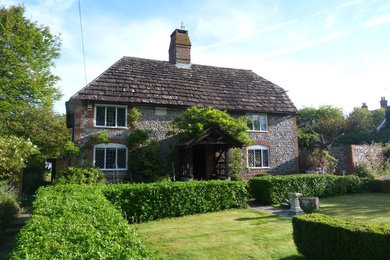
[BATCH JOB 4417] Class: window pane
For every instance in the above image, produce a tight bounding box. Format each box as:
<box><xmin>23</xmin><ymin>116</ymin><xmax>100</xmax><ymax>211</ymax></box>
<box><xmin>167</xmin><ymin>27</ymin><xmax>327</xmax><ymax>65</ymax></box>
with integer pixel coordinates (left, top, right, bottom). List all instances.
<box><xmin>248</xmin><ymin>150</ymin><xmax>254</xmax><ymax>167</ymax></box>
<box><xmin>117</xmin><ymin>148</ymin><xmax>126</xmax><ymax>168</ymax></box>
<box><xmin>262</xmin><ymin>149</ymin><xmax>269</xmax><ymax>167</ymax></box>
<box><xmin>255</xmin><ymin>150</ymin><xmax>261</xmax><ymax>167</ymax></box>
<box><xmin>247</xmin><ymin>115</ymin><xmax>254</xmax><ymax>130</ymax></box>
<box><xmin>106</xmin><ymin>107</ymin><xmax>116</xmax><ymax>126</ymax></box>
<box><xmin>260</xmin><ymin>115</ymin><xmax>267</xmax><ymax>131</ymax></box>
<box><xmin>253</xmin><ymin>116</ymin><xmax>260</xmax><ymax>131</ymax></box>
<box><xmin>95</xmin><ymin>148</ymin><xmax>105</xmax><ymax>168</ymax></box>
<box><xmin>106</xmin><ymin>148</ymin><xmax>116</xmax><ymax>168</ymax></box>
<box><xmin>96</xmin><ymin>107</ymin><xmax>105</xmax><ymax>126</ymax></box>
<box><xmin>117</xmin><ymin>107</ymin><xmax>126</xmax><ymax>127</ymax></box>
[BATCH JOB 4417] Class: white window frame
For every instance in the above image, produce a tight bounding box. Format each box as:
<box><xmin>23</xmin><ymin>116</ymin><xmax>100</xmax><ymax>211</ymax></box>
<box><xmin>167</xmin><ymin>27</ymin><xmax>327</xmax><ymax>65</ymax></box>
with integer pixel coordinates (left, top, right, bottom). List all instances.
<box><xmin>94</xmin><ymin>104</ymin><xmax>128</xmax><ymax>128</ymax></box>
<box><xmin>247</xmin><ymin>145</ymin><xmax>270</xmax><ymax>169</ymax></box>
<box><xmin>247</xmin><ymin>113</ymin><xmax>268</xmax><ymax>132</ymax></box>
<box><xmin>93</xmin><ymin>143</ymin><xmax>128</xmax><ymax>170</ymax></box>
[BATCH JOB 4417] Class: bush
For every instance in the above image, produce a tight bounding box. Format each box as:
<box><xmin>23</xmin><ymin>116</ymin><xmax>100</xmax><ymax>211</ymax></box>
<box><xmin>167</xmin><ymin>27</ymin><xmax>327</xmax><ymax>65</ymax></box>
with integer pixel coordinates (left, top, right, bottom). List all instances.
<box><xmin>0</xmin><ymin>135</ymin><xmax>39</xmax><ymax>181</ymax></box>
<box><xmin>356</xmin><ymin>162</ymin><xmax>377</xmax><ymax>179</ymax></box>
<box><xmin>366</xmin><ymin>179</ymin><xmax>390</xmax><ymax>193</ymax></box>
<box><xmin>229</xmin><ymin>148</ymin><xmax>244</xmax><ymax>181</ymax></box>
<box><xmin>293</xmin><ymin>213</ymin><xmax>390</xmax><ymax>260</ymax></box>
<box><xmin>248</xmin><ymin>174</ymin><xmax>363</xmax><ymax>204</ymax></box>
<box><xmin>10</xmin><ymin>185</ymin><xmax>152</xmax><ymax>259</ymax></box>
<box><xmin>53</xmin><ymin>165</ymin><xmax>106</xmax><ymax>185</ymax></box>
<box><xmin>103</xmin><ymin>181</ymin><xmax>248</xmax><ymax>223</ymax></box>
<box><xmin>0</xmin><ymin>181</ymin><xmax>21</xmax><ymax>230</ymax></box>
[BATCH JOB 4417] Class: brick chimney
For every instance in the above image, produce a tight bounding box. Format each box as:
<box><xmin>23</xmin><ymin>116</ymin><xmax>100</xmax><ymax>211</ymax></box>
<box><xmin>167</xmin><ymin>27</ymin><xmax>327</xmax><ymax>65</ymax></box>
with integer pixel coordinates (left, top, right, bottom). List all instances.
<box><xmin>169</xmin><ymin>29</ymin><xmax>191</xmax><ymax>64</ymax></box>
<box><xmin>380</xmin><ymin>97</ymin><xmax>388</xmax><ymax>108</ymax></box>
<box><xmin>361</xmin><ymin>102</ymin><xmax>368</xmax><ymax>109</ymax></box>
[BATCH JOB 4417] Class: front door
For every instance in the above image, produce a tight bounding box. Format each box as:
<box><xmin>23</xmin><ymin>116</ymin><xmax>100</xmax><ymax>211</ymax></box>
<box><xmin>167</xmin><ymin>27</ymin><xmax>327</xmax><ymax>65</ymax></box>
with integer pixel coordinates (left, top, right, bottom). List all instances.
<box><xmin>192</xmin><ymin>145</ymin><xmax>215</xmax><ymax>180</ymax></box>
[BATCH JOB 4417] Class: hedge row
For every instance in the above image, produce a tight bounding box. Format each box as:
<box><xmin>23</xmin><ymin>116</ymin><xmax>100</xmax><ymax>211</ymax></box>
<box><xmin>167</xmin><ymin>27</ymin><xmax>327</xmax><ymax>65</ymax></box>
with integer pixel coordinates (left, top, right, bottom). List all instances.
<box><xmin>293</xmin><ymin>213</ymin><xmax>390</xmax><ymax>260</ymax></box>
<box><xmin>248</xmin><ymin>174</ymin><xmax>363</xmax><ymax>204</ymax></box>
<box><xmin>365</xmin><ymin>179</ymin><xmax>390</xmax><ymax>193</ymax></box>
<box><xmin>10</xmin><ymin>185</ymin><xmax>152</xmax><ymax>259</ymax></box>
<box><xmin>103</xmin><ymin>180</ymin><xmax>248</xmax><ymax>223</ymax></box>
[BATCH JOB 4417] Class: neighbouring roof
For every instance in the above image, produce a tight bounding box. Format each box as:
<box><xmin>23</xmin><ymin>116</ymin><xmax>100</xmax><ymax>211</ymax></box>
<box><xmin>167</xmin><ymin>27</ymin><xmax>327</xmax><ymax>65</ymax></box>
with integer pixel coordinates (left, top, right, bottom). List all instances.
<box><xmin>68</xmin><ymin>56</ymin><xmax>297</xmax><ymax>114</ymax></box>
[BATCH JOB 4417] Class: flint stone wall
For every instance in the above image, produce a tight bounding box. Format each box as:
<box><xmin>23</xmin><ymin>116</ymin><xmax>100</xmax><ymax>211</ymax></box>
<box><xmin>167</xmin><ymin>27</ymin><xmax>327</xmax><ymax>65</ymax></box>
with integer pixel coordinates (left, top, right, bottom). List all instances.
<box><xmin>73</xmin><ymin>103</ymin><xmax>299</xmax><ymax>178</ymax></box>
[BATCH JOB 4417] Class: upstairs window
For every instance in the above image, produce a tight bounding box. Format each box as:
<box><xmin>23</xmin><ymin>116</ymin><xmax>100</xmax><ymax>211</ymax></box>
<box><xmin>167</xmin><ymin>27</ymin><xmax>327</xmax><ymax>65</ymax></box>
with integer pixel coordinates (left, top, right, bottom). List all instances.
<box><xmin>247</xmin><ymin>145</ymin><xmax>270</xmax><ymax>168</ymax></box>
<box><xmin>95</xmin><ymin>105</ymin><xmax>127</xmax><ymax>128</ymax></box>
<box><xmin>247</xmin><ymin>114</ymin><xmax>268</xmax><ymax>131</ymax></box>
<box><xmin>94</xmin><ymin>143</ymin><xmax>127</xmax><ymax>170</ymax></box>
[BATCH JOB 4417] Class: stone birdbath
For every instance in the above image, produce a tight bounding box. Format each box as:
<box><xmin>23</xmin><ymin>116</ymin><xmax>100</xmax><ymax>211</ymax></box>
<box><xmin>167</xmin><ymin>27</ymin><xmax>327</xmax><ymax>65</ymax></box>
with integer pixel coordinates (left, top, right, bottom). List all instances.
<box><xmin>288</xmin><ymin>192</ymin><xmax>304</xmax><ymax>215</ymax></box>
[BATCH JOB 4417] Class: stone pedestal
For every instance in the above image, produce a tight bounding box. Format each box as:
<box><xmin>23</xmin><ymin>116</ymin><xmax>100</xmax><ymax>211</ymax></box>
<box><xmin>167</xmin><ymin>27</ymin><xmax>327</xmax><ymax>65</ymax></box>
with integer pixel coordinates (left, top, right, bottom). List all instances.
<box><xmin>300</xmin><ymin>196</ymin><xmax>320</xmax><ymax>212</ymax></box>
<box><xmin>288</xmin><ymin>192</ymin><xmax>304</xmax><ymax>215</ymax></box>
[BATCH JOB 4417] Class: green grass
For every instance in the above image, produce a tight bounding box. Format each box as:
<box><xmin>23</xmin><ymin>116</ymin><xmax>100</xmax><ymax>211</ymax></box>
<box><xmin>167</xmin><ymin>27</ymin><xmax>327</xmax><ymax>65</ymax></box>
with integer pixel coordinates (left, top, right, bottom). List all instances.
<box><xmin>134</xmin><ymin>209</ymin><xmax>302</xmax><ymax>260</ymax></box>
<box><xmin>318</xmin><ymin>193</ymin><xmax>390</xmax><ymax>224</ymax></box>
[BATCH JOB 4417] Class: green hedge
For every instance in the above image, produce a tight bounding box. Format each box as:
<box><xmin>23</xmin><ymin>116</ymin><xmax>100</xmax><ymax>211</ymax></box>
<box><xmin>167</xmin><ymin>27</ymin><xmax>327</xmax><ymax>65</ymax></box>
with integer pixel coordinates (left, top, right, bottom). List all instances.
<box><xmin>293</xmin><ymin>213</ymin><xmax>390</xmax><ymax>260</ymax></box>
<box><xmin>103</xmin><ymin>180</ymin><xmax>248</xmax><ymax>223</ymax></box>
<box><xmin>366</xmin><ymin>179</ymin><xmax>390</xmax><ymax>193</ymax></box>
<box><xmin>248</xmin><ymin>174</ymin><xmax>363</xmax><ymax>204</ymax></box>
<box><xmin>10</xmin><ymin>185</ymin><xmax>152</xmax><ymax>259</ymax></box>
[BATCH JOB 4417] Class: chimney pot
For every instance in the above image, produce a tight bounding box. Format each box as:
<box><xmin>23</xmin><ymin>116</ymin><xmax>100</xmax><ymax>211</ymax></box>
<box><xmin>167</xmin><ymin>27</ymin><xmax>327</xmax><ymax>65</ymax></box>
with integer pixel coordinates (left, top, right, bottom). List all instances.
<box><xmin>361</xmin><ymin>102</ymin><xmax>368</xmax><ymax>109</ymax></box>
<box><xmin>169</xmin><ymin>29</ymin><xmax>191</xmax><ymax>64</ymax></box>
<box><xmin>380</xmin><ymin>97</ymin><xmax>388</xmax><ymax>108</ymax></box>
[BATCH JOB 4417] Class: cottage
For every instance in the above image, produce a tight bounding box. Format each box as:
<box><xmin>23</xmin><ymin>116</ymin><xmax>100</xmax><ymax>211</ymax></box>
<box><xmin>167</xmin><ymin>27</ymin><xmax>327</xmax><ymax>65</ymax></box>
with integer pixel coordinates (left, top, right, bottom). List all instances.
<box><xmin>66</xmin><ymin>28</ymin><xmax>299</xmax><ymax>181</ymax></box>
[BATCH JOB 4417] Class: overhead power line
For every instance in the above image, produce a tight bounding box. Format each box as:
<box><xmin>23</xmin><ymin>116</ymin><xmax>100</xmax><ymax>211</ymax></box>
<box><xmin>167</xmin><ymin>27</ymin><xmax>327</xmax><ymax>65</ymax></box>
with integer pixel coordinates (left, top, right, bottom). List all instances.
<box><xmin>78</xmin><ymin>0</ymin><xmax>88</xmax><ymax>85</ymax></box>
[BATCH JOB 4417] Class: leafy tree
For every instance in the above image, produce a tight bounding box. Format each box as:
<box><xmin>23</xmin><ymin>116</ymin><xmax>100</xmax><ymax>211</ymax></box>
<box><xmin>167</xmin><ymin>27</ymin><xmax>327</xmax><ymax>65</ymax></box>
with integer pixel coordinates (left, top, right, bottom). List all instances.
<box><xmin>346</xmin><ymin>107</ymin><xmax>375</xmax><ymax>133</ymax></box>
<box><xmin>0</xmin><ymin>106</ymin><xmax>70</xmax><ymax>160</ymax></box>
<box><xmin>169</xmin><ymin>106</ymin><xmax>251</xmax><ymax>145</ymax></box>
<box><xmin>372</xmin><ymin>108</ymin><xmax>386</xmax><ymax>127</ymax></box>
<box><xmin>297</xmin><ymin>106</ymin><xmax>346</xmax><ymax>150</ymax></box>
<box><xmin>0</xmin><ymin>5</ymin><xmax>61</xmax><ymax>112</ymax></box>
<box><xmin>335</xmin><ymin>107</ymin><xmax>386</xmax><ymax>145</ymax></box>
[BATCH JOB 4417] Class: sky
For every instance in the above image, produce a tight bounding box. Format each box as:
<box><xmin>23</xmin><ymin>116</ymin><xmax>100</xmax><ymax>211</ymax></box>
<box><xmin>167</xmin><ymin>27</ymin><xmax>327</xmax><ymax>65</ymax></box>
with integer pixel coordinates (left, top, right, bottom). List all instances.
<box><xmin>2</xmin><ymin>0</ymin><xmax>390</xmax><ymax>115</ymax></box>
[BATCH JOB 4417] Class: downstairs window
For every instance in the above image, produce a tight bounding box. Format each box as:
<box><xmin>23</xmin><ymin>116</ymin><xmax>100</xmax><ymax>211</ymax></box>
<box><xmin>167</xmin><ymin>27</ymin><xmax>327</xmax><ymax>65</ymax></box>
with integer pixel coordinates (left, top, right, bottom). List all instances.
<box><xmin>94</xmin><ymin>143</ymin><xmax>127</xmax><ymax>170</ymax></box>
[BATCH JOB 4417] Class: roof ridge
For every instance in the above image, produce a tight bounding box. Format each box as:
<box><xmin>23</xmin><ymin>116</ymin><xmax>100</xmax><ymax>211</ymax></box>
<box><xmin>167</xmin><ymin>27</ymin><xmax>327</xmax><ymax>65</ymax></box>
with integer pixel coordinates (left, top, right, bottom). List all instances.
<box><xmin>122</xmin><ymin>55</ymin><xmax>253</xmax><ymax>72</ymax></box>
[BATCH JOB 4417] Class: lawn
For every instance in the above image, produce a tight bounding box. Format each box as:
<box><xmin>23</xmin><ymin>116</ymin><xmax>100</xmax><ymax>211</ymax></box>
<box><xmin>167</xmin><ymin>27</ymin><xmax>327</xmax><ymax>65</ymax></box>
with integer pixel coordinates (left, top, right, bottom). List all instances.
<box><xmin>133</xmin><ymin>209</ymin><xmax>302</xmax><ymax>260</ymax></box>
<box><xmin>318</xmin><ymin>193</ymin><xmax>390</xmax><ymax>224</ymax></box>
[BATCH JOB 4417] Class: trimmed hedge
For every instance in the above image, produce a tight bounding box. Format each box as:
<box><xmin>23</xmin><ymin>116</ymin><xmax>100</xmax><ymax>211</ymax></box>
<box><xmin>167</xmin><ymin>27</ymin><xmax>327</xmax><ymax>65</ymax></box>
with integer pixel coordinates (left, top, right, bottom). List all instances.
<box><xmin>365</xmin><ymin>179</ymin><xmax>390</xmax><ymax>193</ymax></box>
<box><xmin>293</xmin><ymin>213</ymin><xmax>390</xmax><ymax>260</ymax></box>
<box><xmin>249</xmin><ymin>174</ymin><xmax>363</xmax><ymax>204</ymax></box>
<box><xmin>103</xmin><ymin>180</ymin><xmax>248</xmax><ymax>223</ymax></box>
<box><xmin>10</xmin><ymin>185</ymin><xmax>152</xmax><ymax>259</ymax></box>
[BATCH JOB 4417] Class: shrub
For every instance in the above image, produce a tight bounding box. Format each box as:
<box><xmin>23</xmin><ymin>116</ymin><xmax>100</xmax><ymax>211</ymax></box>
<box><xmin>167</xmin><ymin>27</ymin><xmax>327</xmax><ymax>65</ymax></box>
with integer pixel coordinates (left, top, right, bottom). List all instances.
<box><xmin>310</xmin><ymin>149</ymin><xmax>338</xmax><ymax>174</ymax></box>
<box><xmin>356</xmin><ymin>162</ymin><xmax>377</xmax><ymax>179</ymax></box>
<box><xmin>293</xmin><ymin>213</ymin><xmax>390</xmax><ymax>260</ymax></box>
<box><xmin>10</xmin><ymin>185</ymin><xmax>152</xmax><ymax>259</ymax></box>
<box><xmin>366</xmin><ymin>179</ymin><xmax>390</xmax><ymax>193</ymax></box>
<box><xmin>129</xmin><ymin>141</ymin><xmax>169</xmax><ymax>182</ymax></box>
<box><xmin>0</xmin><ymin>135</ymin><xmax>39</xmax><ymax>181</ymax></box>
<box><xmin>103</xmin><ymin>181</ymin><xmax>248</xmax><ymax>223</ymax></box>
<box><xmin>229</xmin><ymin>148</ymin><xmax>244</xmax><ymax>181</ymax></box>
<box><xmin>53</xmin><ymin>165</ymin><xmax>106</xmax><ymax>185</ymax></box>
<box><xmin>0</xmin><ymin>181</ymin><xmax>21</xmax><ymax>230</ymax></box>
<box><xmin>248</xmin><ymin>174</ymin><xmax>363</xmax><ymax>204</ymax></box>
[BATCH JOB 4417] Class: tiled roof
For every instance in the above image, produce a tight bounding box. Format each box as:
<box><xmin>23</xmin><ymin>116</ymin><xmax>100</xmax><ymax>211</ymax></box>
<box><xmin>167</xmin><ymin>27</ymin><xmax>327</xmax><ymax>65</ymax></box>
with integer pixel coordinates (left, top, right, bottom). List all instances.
<box><xmin>68</xmin><ymin>56</ymin><xmax>297</xmax><ymax>114</ymax></box>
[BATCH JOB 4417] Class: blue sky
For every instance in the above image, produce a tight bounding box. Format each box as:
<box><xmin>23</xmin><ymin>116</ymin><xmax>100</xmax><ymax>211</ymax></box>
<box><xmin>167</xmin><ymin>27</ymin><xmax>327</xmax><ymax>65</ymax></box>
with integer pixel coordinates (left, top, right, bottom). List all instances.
<box><xmin>2</xmin><ymin>0</ymin><xmax>390</xmax><ymax>114</ymax></box>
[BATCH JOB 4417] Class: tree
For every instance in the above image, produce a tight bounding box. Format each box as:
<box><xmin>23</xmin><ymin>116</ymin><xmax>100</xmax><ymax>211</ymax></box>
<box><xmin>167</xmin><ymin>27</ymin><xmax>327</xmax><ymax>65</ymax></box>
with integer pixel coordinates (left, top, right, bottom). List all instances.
<box><xmin>0</xmin><ymin>106</ymin><xmax>70</xmax><ymax>160</ymax></box>
<box><xmin>297</xmin><ymin>106</ymin><xmax>346</xmax><ymax>150</ymax></box>
<box><xmin>169</xmin><ymin>106</ymin><xmax>252</xmax><ymax>145</ymax></box>
<box><xmin>0</xmin><ymin>5</ymin><xmax>61</xmax><ymax>112</ymax></box>
<box><xmin>346</xmin><ymin>107</ymin><xmax>375</xmax><ymax>133</ymax></box>
<box><xmin>335</xmin><ymin>107</ymin><xmax>386</xmax><ymax>145</ymax></box>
